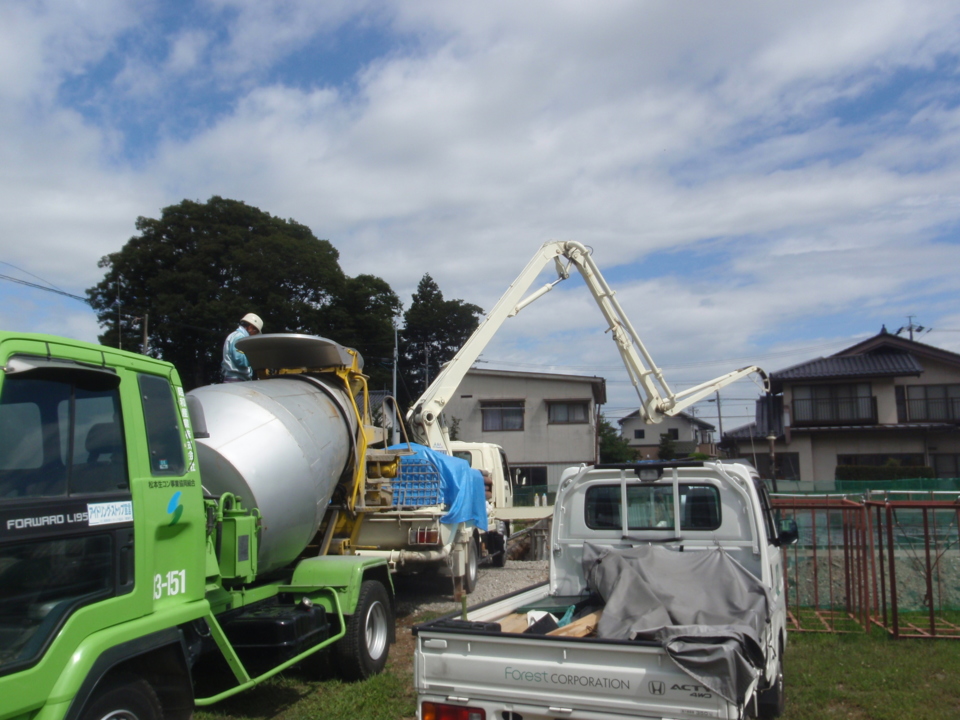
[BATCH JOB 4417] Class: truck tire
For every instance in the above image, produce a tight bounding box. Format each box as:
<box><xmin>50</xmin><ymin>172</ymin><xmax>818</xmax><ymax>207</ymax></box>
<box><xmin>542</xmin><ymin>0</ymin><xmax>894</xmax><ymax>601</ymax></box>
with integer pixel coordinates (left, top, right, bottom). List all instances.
<box><xmin>463</xmin><ymin>539</ymin><xmax>479</xmax><ymax>594</ymax></box>
<box><xmin>756</xmin><ymin>663</ymin><xmax>785</xmax><ymax>719</ymax></box>
<box><xmin>80</xmin><ymin>675</ymin><xmax>163</xmax><ymax>720</ymax></box>
<box><xmin>489</xmin><ymin>527</ymin><xmax>508</xmax><ymax>568</ymax></box>
<box><xmin>336</xmin><ymin>580</ymin><xmax>391</xmax><ymax>681</ymax></box>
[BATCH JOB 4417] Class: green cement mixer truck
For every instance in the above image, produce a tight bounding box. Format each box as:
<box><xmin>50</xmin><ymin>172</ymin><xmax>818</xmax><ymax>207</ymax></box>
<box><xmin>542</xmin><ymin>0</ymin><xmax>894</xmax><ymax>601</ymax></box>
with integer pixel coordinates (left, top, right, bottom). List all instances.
<box><xmin>0</xmin><ymin>331</ymin><xmax>407</xmax><ymax>720</ymax></box>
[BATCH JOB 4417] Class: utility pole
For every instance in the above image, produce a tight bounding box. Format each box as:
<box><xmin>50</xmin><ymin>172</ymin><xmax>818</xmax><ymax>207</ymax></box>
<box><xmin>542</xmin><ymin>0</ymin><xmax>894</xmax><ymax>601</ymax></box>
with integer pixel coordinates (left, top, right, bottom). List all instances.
<box><xmin>116</xmin><ymin>277</ymin><xmax>121</xmax><ymax>350</ymax></box>
<box><xmin>141</xmin><ymin>313</ymin><xmax>148</xmax><ymax>355</ymax></box>
<box><xmin>714</xmin><ymin>391</ymin><xmax>723</xmax><ymax>437</ymax></box>
<box><xmin>392</xmin><ymin>323</ymin><xmax>399</xmax><ymax>445</ymax></box>
<box><xmin>707</xmin><ymin>392</ymin><xmax>724</xmax><ymax>456</ymax></box>
<box><xmin>423</xmin><ymin>343</ymin><xmax>430</xmax><ymax>390</ymax></box>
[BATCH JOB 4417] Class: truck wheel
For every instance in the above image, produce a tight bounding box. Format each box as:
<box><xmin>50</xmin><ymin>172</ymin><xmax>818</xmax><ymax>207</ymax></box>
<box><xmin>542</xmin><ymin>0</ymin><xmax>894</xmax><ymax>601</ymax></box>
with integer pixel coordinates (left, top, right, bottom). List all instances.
<box><xmin>336</xmin><ymin>580</ymin><xmax>391</xmax><ymax>681</ymax></box>
<box><xmin>491</xmin><ymin>532</ymin><xmax>508</xmax><ymax>568</ymax></box>
<box><xmin>80</xmin><ymin>675</ymin><xmax>162</xmax><ymax>720</ymax></box>
<box><xmin>756</xmin><ymin>664</ymin><xmax>785</xmax><ymax>719</ymax></box>
<box><xmin>463</xmin><ymin>539</ymin><xmax>479</xmax><ymax>593</ymax></box>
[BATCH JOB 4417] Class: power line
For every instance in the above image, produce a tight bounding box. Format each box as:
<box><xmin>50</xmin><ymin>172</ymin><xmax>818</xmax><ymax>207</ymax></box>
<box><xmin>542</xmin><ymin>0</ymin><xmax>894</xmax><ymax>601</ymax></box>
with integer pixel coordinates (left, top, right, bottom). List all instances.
<box><xmin>0</xmin><ymin>273</ymin><xmax>87</xmax><ymax>302</ymax></box>
<box><xmin>0</xmin><ymin>262</ymin><xmax>66</xmax><ymax>292</ymax></box>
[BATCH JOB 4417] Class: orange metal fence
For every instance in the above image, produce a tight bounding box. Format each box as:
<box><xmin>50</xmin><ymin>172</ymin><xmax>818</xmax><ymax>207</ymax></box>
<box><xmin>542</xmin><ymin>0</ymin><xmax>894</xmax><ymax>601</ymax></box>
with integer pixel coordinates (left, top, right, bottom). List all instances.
<box><xmin>772</xmin><ymin>493</ymin><xmax>960</xmax><ymax>639</ymax></box>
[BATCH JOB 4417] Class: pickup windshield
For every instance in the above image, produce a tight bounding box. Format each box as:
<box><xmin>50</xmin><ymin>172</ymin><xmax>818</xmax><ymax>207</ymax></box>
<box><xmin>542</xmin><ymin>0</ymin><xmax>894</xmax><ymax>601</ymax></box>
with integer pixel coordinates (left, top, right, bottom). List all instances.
<box><xmin>585</xmin><ymin>483</ymin><xmax>721</xmax><ymax>531</ymax></box>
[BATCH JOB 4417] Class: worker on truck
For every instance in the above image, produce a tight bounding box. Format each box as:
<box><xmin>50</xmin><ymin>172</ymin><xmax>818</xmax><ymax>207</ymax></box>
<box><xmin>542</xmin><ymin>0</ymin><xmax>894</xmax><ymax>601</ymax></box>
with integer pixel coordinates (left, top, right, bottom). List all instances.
<box><xmin>222</xmin><ymin>312</ymin><xmax>263</xmax><ymax>382</ymax></box>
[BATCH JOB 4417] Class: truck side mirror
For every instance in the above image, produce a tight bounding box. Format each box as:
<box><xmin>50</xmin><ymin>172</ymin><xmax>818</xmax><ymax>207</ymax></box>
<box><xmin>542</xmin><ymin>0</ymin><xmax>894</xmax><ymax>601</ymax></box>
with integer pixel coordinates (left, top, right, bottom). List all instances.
<box><xmin>187</xmin><ymin>395</ymin><xmax>210</xmax><ymax>439</ymax></box>
<box><xmin>776</xmin><ymin>517</ymin><xmax>799</xmax><ymax>546</ymax></box>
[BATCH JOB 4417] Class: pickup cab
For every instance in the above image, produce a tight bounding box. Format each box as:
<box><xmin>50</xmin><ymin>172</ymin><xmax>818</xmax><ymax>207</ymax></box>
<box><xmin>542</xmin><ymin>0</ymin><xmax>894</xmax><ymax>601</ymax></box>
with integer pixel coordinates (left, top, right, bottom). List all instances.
<box><xmin>413</xmin><ymin>460</ymin><xmax>798</xmax><ymax>720</ymax></box>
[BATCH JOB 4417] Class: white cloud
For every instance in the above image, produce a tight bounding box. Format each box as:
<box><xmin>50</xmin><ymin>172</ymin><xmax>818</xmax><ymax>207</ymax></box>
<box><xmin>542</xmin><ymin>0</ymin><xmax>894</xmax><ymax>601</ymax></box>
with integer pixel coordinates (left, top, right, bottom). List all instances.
<box><xmin>2</xmin><ymin>0</ymin><xmax>960</xmax><ymax>383</ymax></box>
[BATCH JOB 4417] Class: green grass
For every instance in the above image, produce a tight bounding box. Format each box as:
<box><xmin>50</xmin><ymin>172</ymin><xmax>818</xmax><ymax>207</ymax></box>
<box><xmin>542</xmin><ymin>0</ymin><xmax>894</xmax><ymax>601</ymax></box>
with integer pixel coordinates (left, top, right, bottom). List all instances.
<box><xmin>194</xmin><ymin>615</ymin><xmax>419</xmax><ymax>720</ymax></box>
<box><xmin>194</xmin><ymin>618</ymin><xmax>960</xmax><ymax>720</ymax></box>
<box><xmin>784</xmin><ymin>629</ymin><xmax>960</xmax><ymax>720</ymax></box>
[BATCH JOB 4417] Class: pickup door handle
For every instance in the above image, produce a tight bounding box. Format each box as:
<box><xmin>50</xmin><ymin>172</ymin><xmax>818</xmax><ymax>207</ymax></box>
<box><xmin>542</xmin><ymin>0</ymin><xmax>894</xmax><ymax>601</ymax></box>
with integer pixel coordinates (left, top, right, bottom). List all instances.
<box><xmin>423</xmin><ymin>639</ymin><xmax>448</xmax><ymax>649</ymax></box>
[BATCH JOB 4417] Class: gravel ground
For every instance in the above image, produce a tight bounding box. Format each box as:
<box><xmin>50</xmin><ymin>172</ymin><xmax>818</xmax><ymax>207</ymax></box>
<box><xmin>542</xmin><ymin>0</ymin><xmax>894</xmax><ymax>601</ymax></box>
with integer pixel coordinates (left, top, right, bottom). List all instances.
<box><xmin>392</xmin><ymin>560</ymin><xmax>549</xmax><ymax>618</ymax></box>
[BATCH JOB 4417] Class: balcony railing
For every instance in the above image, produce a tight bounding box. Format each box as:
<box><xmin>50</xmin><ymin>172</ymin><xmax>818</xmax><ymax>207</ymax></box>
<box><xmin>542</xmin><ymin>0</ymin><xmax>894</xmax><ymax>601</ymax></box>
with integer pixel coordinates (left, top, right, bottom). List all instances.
<box><xmin>792</xmin><ymin>396</ymin><xmax>877</xmax><ymax>426</ymax></box>
<box><xmin>899</xmin><ymin>397</ymin><xmax>960</xmax><ymax>423</ymax></box>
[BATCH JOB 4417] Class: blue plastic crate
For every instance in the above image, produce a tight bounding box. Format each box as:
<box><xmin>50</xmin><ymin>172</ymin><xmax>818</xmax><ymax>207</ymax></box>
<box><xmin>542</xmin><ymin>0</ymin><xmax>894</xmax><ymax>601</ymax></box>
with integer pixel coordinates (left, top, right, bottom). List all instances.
<box><xmin>392</xmin><ymin>459</ymin><xmax>443</xmax><ymax>507</ymax></box>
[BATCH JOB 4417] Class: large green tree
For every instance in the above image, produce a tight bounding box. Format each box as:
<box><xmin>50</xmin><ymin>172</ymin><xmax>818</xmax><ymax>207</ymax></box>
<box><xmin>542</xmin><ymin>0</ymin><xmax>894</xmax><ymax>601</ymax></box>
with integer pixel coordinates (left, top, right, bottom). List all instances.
<box><xmin>87</xmin><ymin>197</ymin><xmax>399</xmax><ymax>389</ymax></box>
<box><xmin>399</xmin><ymin>273</ymin><xmax>483</xmax><ymax>404</ymax></box>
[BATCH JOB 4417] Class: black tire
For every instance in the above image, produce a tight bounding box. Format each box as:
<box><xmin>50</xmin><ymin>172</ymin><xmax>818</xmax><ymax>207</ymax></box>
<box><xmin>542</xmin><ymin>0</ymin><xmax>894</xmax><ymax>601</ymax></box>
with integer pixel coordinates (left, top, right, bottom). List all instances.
<box><xmin>336</xmin><ymin>580</ymin><xmax>392</xmax><ymax>681</ymax></box>
<box><xmin>491</xmin><ymin>532</ymin><xmax>507</xmax><ymax>568</ymax></box>
<box><xmin>757</xmin><ymin>656</ymin><xmax>785</xmax><ymax>719</ymax></box>
<box><xmin>462</xmin><ymin>538</ymin><xmax>479</xmax><ymax>594</ymax></box>
<box><xmin>756</xmin><ymin>668</ymin><xmax>784</xmax><ymax>718</ymax></box>
<box><xmin>80</xmin><ymin>675</ymin><xmax>163</xmax><ymax>720</ymax></box>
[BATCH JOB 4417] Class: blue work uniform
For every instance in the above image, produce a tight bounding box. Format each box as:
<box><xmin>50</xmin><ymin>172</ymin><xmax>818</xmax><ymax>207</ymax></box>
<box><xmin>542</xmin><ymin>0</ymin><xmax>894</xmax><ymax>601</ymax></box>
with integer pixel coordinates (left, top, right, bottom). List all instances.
<box><xmin>222</xmin><ymin>325</ymin><xmax>253</xmax><ymax>382</ymax></box>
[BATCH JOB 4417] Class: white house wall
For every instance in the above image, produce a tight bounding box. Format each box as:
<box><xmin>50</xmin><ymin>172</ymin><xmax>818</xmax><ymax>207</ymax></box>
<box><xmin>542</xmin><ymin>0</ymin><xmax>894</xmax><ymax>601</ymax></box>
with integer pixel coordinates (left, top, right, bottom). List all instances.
<box><xmin>443</xmin><ymin>371</ymin><xmax>602</xmax><ymax>492</ymax></box>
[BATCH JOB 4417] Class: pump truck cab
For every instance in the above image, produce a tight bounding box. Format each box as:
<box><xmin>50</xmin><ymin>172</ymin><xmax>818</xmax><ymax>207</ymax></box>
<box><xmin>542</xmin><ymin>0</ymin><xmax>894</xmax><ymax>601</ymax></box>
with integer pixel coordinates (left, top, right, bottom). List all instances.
<box><xmin>0</xmin><ymin>331</ymin><xmax>402</xmax><ymax>720</ymax></box>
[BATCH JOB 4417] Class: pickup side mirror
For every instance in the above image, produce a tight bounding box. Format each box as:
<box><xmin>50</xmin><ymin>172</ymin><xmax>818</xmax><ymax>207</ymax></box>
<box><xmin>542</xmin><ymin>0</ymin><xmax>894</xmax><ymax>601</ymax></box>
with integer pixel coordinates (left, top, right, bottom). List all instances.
<box><xmin>776</xmin><ymin>517</ymin><xmax>799</xmax><ymax>546</ymax></box>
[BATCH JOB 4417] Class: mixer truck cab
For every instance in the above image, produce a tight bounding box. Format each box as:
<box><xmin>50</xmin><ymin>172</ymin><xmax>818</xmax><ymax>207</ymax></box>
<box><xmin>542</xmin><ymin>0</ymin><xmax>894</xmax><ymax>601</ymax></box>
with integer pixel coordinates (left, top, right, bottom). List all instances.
<box><xmin>0</xmin><ymin>332</ymin><xmax>396</xmax><ymax>720</ymax></box>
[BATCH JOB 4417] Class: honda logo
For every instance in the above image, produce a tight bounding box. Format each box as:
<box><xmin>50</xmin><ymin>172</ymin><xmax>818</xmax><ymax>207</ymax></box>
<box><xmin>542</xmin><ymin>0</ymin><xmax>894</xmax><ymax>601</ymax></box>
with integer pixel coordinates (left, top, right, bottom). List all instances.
<box><xmin>649</xmin><ymin>681</ymin><xmax>665</xmax><ymax>696</ymax></box>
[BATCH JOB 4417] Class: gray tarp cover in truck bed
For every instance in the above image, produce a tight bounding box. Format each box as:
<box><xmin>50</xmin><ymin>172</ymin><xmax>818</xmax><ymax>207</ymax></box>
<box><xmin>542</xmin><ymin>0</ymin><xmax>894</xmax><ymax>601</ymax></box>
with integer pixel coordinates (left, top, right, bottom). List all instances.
<box><xmin>582</xmin><ymin>543</ymin><xmax>771</xmax><ymax>705</ymax></box>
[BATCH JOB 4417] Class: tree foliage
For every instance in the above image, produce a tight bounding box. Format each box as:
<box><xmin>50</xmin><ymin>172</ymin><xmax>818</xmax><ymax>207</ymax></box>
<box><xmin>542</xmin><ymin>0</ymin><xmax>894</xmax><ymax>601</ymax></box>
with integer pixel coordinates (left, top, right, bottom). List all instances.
<box><xmin>399</xmin><ymin>273</ymin><xmax>483</xmax><ymax>404</ymax></box>
<box><xmin>598</xmin><ymin>414</ymin><xmax>634</xmax><ymax>463</ymax></box>
<box><xmin>87</xmin><ymin>197</ymin><xmax>399</xmax><ymax>389</ymax></box>
<box><xmin>658</xmin><ymin>432</ymin><xmax>678</xmax><ymax>461</ymax></box>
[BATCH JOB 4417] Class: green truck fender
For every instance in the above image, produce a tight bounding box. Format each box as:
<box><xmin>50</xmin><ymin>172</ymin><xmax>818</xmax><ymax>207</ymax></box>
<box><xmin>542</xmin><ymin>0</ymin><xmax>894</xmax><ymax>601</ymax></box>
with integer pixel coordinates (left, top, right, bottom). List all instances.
<box><xmin>283</xmin><ymin>556</ymin><xmax>395</xmax><ymax>638</ymax></box>
<box><xmin>50</xmin><ymin>602</ymin><xmax>207</xmax><ymax>720</ymax></box>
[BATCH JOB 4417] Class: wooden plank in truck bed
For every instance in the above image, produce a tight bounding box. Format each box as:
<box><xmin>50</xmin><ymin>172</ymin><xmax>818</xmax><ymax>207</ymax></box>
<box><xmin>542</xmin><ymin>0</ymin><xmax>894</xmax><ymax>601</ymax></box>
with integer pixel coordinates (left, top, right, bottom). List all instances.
<box><xmin>546</xmin><ymin>610</ymin><xmax>603</xmax><ymax>637</ymax></box>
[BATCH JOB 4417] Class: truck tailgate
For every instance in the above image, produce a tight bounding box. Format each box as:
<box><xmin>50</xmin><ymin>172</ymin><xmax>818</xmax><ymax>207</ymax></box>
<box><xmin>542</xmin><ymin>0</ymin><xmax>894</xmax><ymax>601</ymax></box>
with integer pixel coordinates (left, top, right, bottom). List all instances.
<box><xmin>415</xmin><ymin>629</ymin><xmax>738</xmax><ymax>719</ymax></box>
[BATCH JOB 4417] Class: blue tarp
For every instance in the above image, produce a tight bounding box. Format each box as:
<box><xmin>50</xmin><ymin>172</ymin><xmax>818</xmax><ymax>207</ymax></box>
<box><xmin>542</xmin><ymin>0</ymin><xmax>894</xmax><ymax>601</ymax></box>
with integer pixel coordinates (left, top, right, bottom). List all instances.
<box><xmin>388</xmin><ymin>443</ymin><xmax>488</xmax><ymax>531</ymax></box>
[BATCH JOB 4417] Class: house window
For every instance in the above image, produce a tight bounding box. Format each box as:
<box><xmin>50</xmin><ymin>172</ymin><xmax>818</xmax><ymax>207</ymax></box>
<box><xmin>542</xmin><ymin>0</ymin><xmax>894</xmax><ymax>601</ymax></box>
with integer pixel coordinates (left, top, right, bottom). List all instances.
<box><xmin>896</xmin><ymin>385</ymin><xmax>960</xmax><ymax>422</ymax></box>
<box><xmin>932</xmin><ymin>454</ymin><xmax>960</xmax><ymax>479</ymax></box>
<box><xmin>634</xmin><ymin>429</ymin><xmax>645</xmax><ymax>440</ymax></box>
<box><xmin>837</xmin><ymin>453</ymin><xmax>924</xmax><ymax>467</ymax></box>
<box><xmin>512</xmin><ymin>465</ymin><xmax>550</xmax><ymax>506</ymax></box>
<box><xmin>547</xmin><ymin>401</ymin><xmax>589</xmax><ymax>424</ymax></box>
<box><xmin>667</xmin><ymin>428</ymin><xmax>679</xmax><ymax>440</ymax></box>
<box><xmin>793</xmin><ymin>383</ymin><xmax>875</xmax><ymax>424</ymax></box>
<box><xmin>481</xmin><ymin>400</ymin><xmax>524</xmax><ymax>431</ymax></box>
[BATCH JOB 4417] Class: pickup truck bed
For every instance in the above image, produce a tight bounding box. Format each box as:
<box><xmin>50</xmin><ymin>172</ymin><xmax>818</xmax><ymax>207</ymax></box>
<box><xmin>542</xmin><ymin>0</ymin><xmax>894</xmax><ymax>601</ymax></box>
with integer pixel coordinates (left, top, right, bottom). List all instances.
<box><xmin>415</xmin><ymin>584</ymin><xmax>746</xmax><ymax>719</ymax></box>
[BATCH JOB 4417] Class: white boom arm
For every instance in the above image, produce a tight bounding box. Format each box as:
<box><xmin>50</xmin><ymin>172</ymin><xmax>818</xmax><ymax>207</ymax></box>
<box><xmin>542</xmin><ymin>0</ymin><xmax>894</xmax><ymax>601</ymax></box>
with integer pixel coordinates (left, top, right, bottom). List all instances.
<box><xmin>407</xmin><ymin>241</ymin><xmax>769</xmax><ymax>452</ymax></box>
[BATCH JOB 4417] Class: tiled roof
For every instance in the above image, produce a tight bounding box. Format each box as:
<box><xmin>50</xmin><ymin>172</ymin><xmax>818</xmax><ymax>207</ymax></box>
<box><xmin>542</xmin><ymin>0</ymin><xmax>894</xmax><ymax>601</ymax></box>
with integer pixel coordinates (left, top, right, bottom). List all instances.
<box><xmin>725</xmin><ymin>421</ymin><xmax>959</xmax><ymax>439</ymax></box>
<box><xmin>789</xmin><ymin>423</ymin><xmax>958</xmax><ymax>432</ymax></box>
<box><xmin>618</xmin><ymin>409</ymin><xmax>715</xmax><ymax>430</ymax></box>
<box><xmin>772</xmin><ymin>352</ymin><xmax>923</xmax><ymax>382</ymax></box>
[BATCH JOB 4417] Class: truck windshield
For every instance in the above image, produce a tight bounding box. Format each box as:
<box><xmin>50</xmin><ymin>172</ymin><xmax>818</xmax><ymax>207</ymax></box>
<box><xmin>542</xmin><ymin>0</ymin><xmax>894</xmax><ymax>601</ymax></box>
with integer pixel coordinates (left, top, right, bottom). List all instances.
<box><xmin>585</xmin><ymin>483</ymin><xmax>721</xmax><ymax>531</ymax></box>
<box><xmin>0</xmin><ymin>374</ymin><xmax>126</xmax><ymax>497</ymax></box>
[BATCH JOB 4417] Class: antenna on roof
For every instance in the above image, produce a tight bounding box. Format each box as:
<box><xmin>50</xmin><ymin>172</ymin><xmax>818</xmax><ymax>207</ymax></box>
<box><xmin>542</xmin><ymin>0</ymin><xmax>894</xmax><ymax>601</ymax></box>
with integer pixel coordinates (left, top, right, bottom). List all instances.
<box><xmin>895</xmin><ymin>316</ymin><xmax>925</xmax><ymax>341</ymax></box>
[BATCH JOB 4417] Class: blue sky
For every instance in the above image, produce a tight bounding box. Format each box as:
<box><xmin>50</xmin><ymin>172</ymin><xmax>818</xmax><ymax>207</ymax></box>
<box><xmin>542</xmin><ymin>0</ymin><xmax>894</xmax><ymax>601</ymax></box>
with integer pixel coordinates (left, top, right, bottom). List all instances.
<box><xmin>3</xmin><ymin>0</ymin><xmax>960</xmax><ymax>428</ymax></box>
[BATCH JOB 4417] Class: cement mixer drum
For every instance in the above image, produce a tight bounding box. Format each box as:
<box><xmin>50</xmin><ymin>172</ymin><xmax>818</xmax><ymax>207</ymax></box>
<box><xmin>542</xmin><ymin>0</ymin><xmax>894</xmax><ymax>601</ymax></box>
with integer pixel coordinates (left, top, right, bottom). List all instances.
<box><xmin>188</xmin><ymin>337</ymin><xmax>360</xmax><ymax>575</ymax></box>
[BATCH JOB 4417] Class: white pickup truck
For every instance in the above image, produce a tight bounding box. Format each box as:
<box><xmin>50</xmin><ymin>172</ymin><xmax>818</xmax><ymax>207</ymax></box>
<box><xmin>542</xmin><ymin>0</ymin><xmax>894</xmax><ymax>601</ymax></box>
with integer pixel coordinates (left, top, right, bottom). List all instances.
<box><xmin>413</xmin><ymin>460</ymin><xmax>798</xmax><ymax>720</ymax></box>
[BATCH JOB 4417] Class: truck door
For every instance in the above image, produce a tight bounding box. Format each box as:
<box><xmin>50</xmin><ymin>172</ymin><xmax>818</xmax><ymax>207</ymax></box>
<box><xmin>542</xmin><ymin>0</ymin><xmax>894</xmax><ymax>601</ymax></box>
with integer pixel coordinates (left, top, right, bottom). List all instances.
<box><xmin>0</xmin><ymin>359</ymin><xmax>135</xmax><ymax>678</ymax></box>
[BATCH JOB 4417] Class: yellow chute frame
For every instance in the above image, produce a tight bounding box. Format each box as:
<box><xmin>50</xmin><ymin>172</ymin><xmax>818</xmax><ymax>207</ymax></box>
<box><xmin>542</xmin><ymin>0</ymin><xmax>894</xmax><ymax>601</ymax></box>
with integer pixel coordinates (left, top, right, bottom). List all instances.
<box><xmin>258</xmin><ymin>348</ymin><xmax>378</xmax><ymax>514</ymax></box>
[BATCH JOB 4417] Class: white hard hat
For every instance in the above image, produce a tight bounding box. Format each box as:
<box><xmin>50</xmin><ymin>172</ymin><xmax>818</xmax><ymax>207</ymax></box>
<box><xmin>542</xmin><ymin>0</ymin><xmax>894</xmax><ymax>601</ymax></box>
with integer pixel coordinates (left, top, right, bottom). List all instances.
<box><xmin>241</xmin><ymin>313</ymin><xmax>263</xmax><ymax>332</ymax></box>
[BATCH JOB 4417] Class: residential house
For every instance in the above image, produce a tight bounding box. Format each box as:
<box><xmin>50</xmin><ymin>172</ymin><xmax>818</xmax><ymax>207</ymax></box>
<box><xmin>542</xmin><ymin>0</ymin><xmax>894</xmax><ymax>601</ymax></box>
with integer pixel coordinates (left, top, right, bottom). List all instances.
<box><xmin>442</xmin><ymin>368</ymin><xmax>606</xmax><ymax>494</ymax></box>
<box><xmin>726</xmin><ymin>328</ymin><xmax>960</xmax><ymax>490</ymax></box>
<box><xmin>618</xmin><ymin>410</ymin><xmax>716</xmax><ymax>459</ymax></box>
